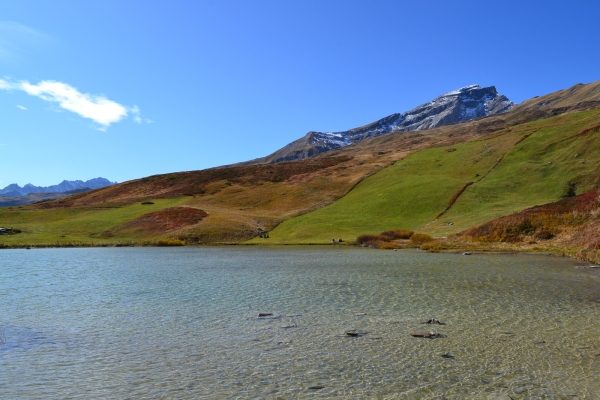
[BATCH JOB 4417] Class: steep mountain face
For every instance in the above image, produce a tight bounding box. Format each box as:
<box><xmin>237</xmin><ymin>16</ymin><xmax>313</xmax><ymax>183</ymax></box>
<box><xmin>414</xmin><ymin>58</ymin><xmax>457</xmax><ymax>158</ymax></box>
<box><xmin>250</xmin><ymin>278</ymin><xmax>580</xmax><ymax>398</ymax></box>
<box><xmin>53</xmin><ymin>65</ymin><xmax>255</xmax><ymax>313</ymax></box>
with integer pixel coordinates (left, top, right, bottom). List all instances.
<box><xmin>0</xmin><ymin>177</ymin><xmax>116</xmax><ymax>197</ymax></box>
<box><xmin>246</xmin><ymin>85</ymin><xmax>514</xmax><ymax>164</ymax></box>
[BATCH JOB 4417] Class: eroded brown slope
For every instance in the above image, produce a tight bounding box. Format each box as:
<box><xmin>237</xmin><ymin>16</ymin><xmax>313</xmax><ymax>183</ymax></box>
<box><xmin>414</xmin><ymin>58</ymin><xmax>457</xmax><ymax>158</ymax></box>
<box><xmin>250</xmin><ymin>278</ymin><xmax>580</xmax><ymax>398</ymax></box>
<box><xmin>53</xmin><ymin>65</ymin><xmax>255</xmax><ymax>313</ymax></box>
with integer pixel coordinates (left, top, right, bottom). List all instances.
<box><xmin>455</xmin><ymin>189</ymin><xmax>600</xmax><ymax>263</ymax></box>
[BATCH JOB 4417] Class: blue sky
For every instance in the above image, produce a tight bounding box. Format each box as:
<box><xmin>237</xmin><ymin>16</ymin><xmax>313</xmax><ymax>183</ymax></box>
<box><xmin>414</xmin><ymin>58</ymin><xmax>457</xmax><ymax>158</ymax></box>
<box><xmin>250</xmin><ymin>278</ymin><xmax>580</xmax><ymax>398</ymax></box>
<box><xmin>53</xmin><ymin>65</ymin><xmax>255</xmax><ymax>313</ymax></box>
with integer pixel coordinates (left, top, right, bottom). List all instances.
<box><xmin>1</xmin><ymin>0</ymin><xmax>599</xmax><ymax>186</ymax></box>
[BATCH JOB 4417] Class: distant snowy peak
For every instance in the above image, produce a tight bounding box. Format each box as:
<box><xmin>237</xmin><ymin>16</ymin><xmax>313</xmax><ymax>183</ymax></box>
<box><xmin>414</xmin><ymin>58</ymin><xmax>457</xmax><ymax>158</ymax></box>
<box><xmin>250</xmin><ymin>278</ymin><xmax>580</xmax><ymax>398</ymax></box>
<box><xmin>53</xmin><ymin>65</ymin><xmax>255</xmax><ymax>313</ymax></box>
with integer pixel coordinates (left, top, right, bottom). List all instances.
<box><xmin>0</xmin><ymin>177</ymin><xmax>116</xmax><ymax>197</ymax></box>
<box><xmin>243</xmin><ymin>84</ymin><xmax>515</xmax><ymax>164</ymax></box>
<box><xmin>304</xmin><ymin>84</ymin><xmax>514</xmax><ymax>152</ymax></box>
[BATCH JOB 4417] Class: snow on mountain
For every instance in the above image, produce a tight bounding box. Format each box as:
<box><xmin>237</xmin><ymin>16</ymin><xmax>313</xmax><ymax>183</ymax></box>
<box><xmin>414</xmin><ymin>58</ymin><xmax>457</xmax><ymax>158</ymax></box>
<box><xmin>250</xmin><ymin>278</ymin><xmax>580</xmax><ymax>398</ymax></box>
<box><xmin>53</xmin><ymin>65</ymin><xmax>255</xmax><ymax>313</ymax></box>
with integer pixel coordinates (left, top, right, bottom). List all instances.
<box><xmin>0</xmin><ymin>177</ymin><xmax>116</xmax><ymax>196</ymax></box>
<box><xmin>250</xmin><ymin>85</ymin><xmax>514</xmax><ymax>164</ymax></box>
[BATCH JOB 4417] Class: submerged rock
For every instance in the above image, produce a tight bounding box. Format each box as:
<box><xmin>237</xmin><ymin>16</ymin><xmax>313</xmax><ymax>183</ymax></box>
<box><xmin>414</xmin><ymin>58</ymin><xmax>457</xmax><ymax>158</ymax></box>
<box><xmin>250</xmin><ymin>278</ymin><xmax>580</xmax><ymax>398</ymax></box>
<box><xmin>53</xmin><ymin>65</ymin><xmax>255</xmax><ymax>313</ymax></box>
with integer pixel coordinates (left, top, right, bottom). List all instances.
<box><xmin>411</xmin><ymin>331</ymin><xmax>446</xmax><ymax>339</ymax></box>
<box><xmin>421</xmin><ymin>318</ymin><xmax>445</xmax><ymax>325</ymax></box>
<box><xmin>344</xmin><ymin>330</ymin><xmax>367</xmax><ymax>337</ymax></box>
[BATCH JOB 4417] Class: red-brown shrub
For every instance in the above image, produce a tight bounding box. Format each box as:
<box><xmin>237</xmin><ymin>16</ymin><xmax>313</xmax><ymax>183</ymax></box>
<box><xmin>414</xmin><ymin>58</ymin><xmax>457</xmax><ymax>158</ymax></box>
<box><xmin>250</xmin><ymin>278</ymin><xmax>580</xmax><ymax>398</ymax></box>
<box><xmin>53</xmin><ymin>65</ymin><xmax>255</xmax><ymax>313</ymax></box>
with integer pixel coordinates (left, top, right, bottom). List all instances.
<box><xmin>357</xmin><ymin>234</ymin><xmax>387</xmax><ymax>245</ymax></box>
<box><xmin>380</xmin><ymin>230</ymin><xmax>414</xmax><ymax>240</ymax></box>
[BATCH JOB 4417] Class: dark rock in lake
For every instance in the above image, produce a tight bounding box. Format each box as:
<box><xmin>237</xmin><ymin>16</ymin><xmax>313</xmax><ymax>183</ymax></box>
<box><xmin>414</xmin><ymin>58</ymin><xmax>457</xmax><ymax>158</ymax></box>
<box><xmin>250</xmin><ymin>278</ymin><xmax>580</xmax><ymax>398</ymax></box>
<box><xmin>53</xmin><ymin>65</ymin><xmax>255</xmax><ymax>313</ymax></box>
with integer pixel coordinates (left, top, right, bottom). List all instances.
<box><xmin>421</xmin><ymin>318</ymin><xmax>445</xmax><ymax>325</ymax></box>
<box><xmin>345</xmin><ymin>330</ymin><xmax>367</xmax><ymax>337</ymax></box>
<box><xmin>411</xmin><ymin>331</ymin><xmax>446</xmax><ymax>339</ymax></box>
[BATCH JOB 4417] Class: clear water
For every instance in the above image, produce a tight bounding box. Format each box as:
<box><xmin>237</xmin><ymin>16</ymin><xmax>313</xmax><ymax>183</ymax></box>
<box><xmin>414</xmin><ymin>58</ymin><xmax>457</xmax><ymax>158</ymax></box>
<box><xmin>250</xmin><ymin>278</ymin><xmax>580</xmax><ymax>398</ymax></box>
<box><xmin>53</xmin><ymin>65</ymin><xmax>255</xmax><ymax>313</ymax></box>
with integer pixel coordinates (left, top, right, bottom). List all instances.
<box><xmin>1</xmin><ymin>247</ymin><xmax>600</xmax><ymax>399</ymax></box>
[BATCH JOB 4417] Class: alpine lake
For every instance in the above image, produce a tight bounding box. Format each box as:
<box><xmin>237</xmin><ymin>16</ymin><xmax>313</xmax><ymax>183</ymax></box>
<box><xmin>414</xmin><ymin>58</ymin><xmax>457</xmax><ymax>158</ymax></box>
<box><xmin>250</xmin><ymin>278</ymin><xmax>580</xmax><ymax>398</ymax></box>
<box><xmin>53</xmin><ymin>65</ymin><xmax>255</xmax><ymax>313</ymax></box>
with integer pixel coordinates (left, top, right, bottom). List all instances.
<box><xmin>1</xmin><ymin>246</ymin><xmax>600</xmax><ymax>399</ymax></box>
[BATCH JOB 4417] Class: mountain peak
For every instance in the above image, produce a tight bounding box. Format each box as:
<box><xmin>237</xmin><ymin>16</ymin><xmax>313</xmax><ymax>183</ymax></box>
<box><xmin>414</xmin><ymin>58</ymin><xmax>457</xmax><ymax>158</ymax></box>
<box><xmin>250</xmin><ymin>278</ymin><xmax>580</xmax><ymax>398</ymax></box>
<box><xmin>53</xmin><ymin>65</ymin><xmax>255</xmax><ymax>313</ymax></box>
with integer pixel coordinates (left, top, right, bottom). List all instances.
<box><xmin>439</xmin><ymin>84</ymin><xmax>481</xmax><ymax>96</ymax></box>
<box><xmin>248</xmin><ymin>84</ymin><xmax>514</xmax><ymax>164</ymax></box>
<box><xmin>0</xmin><ymin>178</ymin><xmax>116</xmax><ymax>197</ymax></box>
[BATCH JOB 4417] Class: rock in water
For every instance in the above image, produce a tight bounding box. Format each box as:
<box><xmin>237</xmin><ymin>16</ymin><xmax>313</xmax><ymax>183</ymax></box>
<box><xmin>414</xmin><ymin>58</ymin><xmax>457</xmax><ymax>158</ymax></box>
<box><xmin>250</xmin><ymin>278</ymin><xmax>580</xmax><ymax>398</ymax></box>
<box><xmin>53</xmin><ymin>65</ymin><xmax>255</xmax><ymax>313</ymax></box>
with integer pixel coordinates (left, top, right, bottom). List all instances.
<box><xmin>421</xmin><ymin>318</ymin><xmax>445</xmax><ymax>325</ymax></box>
<box><xmin>411</xmin><ymin>331</ymin><xmax>446</xmax><ymax>339</ymax></box>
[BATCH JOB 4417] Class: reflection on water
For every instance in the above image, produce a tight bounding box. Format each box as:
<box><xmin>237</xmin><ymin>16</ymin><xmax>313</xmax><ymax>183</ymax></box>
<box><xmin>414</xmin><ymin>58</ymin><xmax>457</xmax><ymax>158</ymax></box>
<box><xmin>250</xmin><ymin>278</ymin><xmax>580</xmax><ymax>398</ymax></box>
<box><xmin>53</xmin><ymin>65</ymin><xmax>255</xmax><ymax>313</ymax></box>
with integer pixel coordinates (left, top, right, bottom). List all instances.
<box><xmin>1</xmin><ymin>247</ymin><xmax>600</xmax><ymax>398</ymax></box>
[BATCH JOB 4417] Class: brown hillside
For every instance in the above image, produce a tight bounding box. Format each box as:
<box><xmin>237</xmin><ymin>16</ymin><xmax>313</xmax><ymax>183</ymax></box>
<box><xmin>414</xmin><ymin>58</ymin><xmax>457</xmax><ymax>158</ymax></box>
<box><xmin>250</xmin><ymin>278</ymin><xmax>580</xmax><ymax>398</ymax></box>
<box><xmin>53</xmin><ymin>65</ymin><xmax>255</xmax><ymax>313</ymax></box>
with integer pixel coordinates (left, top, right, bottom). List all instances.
<box><xmin>457</xmin><ymin>190</ymin><xmax>600</xmax><ymax>262</ymax></box>
<box><xmin>117</xmin><ymin>207</ymin><xmax>208</xmax><ymax>236</ymax></box>
<box><xmin>511</xmin><ymin>80</ymin><xmax>600</xmax><ymax>114</ymax></box>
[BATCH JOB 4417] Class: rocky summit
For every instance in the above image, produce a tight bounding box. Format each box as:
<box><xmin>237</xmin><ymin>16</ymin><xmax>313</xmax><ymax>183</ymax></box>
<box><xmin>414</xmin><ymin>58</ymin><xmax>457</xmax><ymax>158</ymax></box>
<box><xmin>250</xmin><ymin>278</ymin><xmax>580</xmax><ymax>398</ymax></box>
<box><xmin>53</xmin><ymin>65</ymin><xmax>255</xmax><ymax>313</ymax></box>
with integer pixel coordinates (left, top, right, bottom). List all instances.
<box><xmin>249</xmin><ymin>85</ymin><xmax>514</xmax><ymax>164</ymax></box>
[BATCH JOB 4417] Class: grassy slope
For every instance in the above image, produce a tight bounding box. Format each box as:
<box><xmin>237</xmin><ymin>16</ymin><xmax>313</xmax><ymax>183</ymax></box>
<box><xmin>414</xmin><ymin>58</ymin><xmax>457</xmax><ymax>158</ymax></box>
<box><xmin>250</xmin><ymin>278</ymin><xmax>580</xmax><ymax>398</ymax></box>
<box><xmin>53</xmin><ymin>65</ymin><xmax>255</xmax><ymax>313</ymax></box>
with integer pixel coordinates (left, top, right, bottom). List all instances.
<box><xmin>260</xmin><ymin>109</ymin><xmax>600</xmax><ymax>244</ymax></box>
<box><xmin>0</xmin><ymin>113</ymin><xmax>499</xmax><ymax>246</ymax></box>
<box><xmin>0</xmin><ymin>198</ymin><xmax>186</xmax><ymax>246</ymax></box>
<box><xmin>2</xmin><ymin>81</ymin><xmax>599</xmax><ymax>247</ymax></box>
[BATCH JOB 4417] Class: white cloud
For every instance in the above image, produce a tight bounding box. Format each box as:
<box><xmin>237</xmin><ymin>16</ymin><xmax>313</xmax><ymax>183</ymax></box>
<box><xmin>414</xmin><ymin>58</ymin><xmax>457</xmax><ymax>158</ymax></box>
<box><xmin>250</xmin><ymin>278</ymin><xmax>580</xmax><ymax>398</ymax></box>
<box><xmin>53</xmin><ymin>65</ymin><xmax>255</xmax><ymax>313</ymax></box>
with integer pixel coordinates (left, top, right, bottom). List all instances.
<box><xmin>20</xmin><ymin>80</ymin><xmax>128</xmax><ymax>128</ymax></box>
<box><xmin>0</xmin><ymin>78</ymin><xmax>147</xmax><ymax>129</ymax></box>
<box><xmin>16</xmin><ymin>104</ymin><xmax>26</xmax><ymax>110</ymax></box>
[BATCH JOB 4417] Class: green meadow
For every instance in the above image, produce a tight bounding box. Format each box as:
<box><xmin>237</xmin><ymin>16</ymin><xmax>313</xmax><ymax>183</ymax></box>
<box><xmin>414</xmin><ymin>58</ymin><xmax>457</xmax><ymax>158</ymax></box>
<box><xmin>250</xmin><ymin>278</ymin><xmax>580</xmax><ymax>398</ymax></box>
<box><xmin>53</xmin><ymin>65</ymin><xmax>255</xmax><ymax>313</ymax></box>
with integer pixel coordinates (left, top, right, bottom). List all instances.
<box><xmin>2</xmin><ymin>109</ymin><xmax>600</xmax><ymax>247</ymax></box>
<box><xmin>0</xmin><ymin>198</ymin><xmax>186</xmax><ymax>246</ymax></box>
<box><xmin>258</xmin><ymin>109</ymin><xmax>600</xmax><ymax>244</ymax></box>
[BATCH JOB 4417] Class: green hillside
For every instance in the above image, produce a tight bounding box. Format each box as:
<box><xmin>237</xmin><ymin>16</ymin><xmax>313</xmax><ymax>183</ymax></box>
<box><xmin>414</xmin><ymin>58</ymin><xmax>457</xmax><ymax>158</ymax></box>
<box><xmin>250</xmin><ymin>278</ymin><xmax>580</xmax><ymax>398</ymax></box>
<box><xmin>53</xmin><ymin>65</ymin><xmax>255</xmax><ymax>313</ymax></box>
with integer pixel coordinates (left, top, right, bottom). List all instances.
<box><xmin>256</xmin><ymin>109</ymin><xmax>600</xmax><ymax>244</ymax></box>
<box><xmin>0</xmin><ymin>198</ymin><xmax>186</xmax><ymax>246</ymax></box>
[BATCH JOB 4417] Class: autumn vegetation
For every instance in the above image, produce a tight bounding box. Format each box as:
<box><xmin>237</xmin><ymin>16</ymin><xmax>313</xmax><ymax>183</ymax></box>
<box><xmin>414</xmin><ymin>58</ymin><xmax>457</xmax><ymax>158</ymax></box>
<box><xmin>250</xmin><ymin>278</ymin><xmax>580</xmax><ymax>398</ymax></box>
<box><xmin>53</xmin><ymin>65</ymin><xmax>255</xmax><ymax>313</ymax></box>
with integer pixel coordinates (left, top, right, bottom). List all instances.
<box><xmin>0</xmin><ymin>82</ymin><xmax>599</xmax><ymax>254</ymax></box>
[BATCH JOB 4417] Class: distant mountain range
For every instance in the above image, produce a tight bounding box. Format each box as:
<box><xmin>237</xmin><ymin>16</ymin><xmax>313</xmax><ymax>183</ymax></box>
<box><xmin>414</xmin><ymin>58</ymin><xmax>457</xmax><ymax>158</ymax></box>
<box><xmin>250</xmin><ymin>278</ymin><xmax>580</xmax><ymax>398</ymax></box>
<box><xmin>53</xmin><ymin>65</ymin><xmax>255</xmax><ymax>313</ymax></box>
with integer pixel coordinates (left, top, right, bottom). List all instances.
<box><xmin>0</xmin><ymin>178</ymin><xmax>116</xmax><ymax>197</ymax></box>
<box><xmin>243</xmin><ymin>84</ymin><xmax>514</xmax><ymax>164</ymax></box>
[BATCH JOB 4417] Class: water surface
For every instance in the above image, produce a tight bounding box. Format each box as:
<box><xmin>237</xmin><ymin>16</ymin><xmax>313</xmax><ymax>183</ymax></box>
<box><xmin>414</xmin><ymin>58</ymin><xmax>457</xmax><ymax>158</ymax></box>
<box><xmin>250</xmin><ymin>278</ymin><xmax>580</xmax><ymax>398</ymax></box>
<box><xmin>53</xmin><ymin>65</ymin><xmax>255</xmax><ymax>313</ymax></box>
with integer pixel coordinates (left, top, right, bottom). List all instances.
<box><xmin>1</xmin><ymin>247</ymin><xmax>600</xmax><ymax>398</ymax></box>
